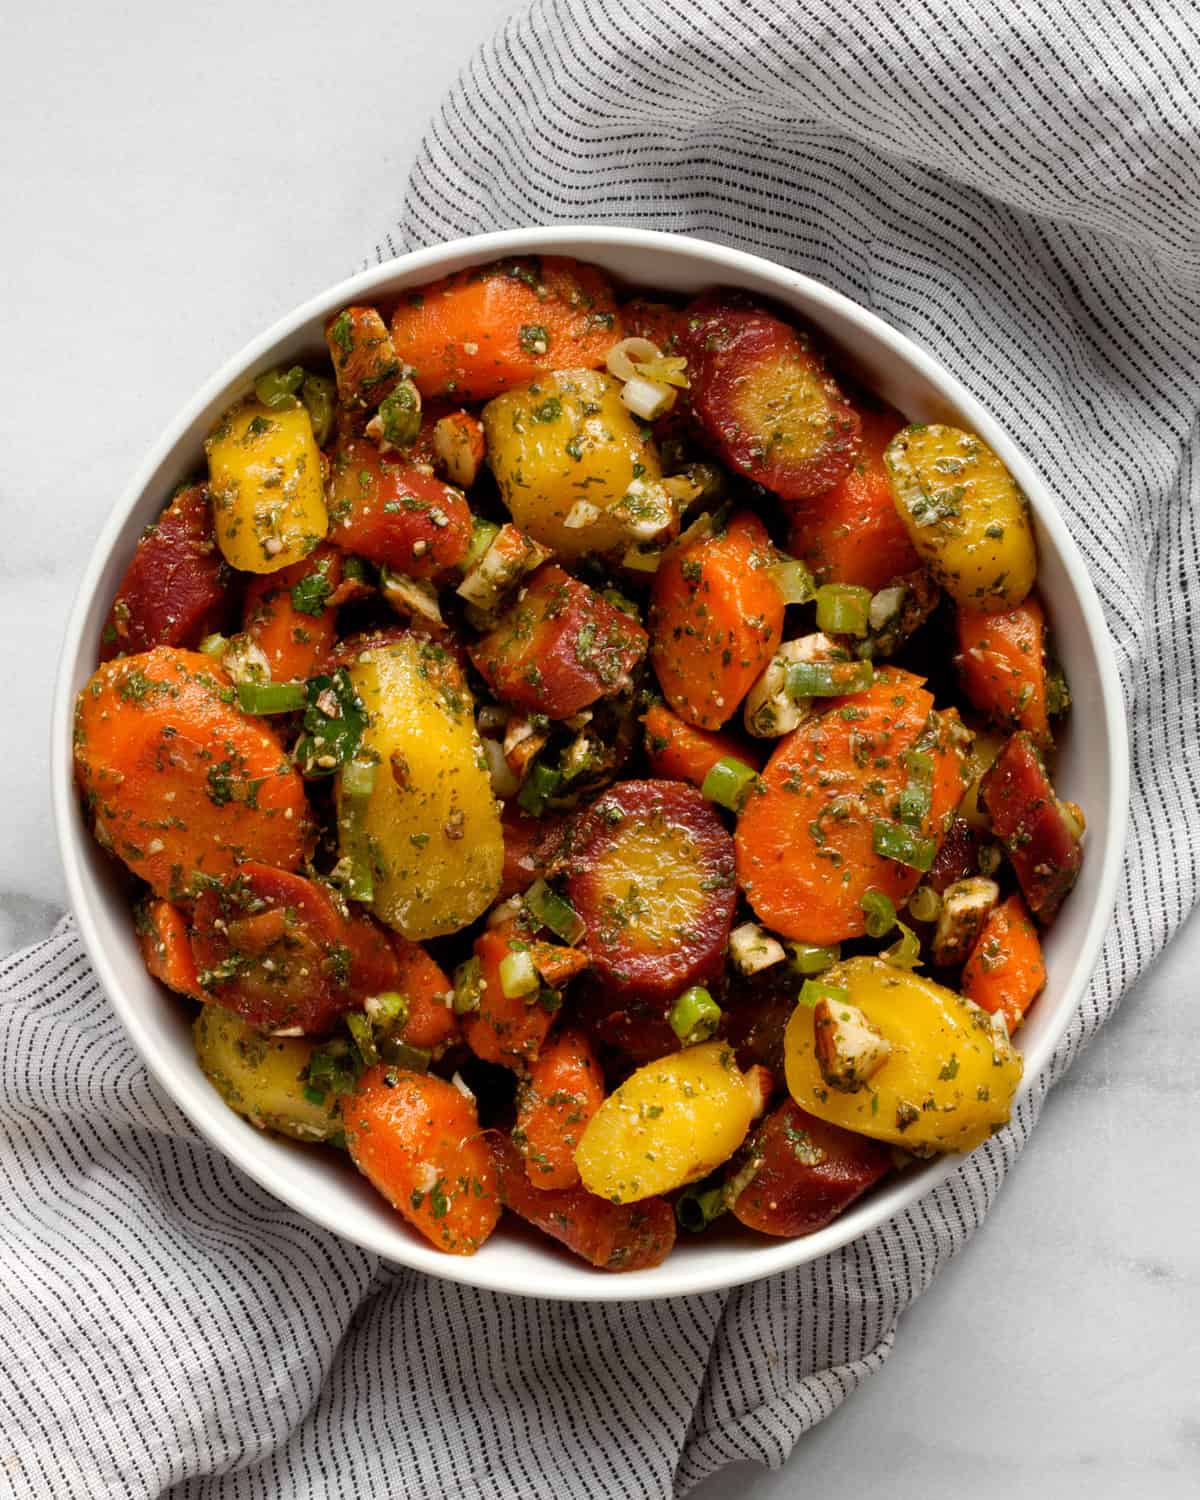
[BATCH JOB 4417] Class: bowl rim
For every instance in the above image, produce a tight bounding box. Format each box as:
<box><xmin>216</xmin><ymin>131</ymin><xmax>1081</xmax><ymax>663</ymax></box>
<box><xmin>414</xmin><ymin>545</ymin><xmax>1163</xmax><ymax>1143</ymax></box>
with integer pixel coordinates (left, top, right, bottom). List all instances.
<box><xmin>51</xmin><ymin>224</ymin><xmax>1130</xmax><ymax>1300</ymax></box>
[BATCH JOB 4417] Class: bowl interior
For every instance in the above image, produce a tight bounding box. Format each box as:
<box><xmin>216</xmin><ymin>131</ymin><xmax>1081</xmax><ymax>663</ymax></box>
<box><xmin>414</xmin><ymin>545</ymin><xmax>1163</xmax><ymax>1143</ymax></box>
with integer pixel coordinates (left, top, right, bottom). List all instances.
<box><xmin>52</xmin><ymin>227</ymin><xmax>1128</xmax><ymax>1300</ymax></box>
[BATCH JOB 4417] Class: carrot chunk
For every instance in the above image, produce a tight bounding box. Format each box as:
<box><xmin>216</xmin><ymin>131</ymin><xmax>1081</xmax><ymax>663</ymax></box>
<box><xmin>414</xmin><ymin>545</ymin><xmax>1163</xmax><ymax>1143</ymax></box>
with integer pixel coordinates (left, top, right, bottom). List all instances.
<box><xmin>683</xmin><ymin>293</ymin><xmax>861</xmax><ymax>499</ymax></box>
<box><xmin>513</xmin><ymin>1029</ymin><xmax>605</xmax><ymax>1189</ymax></box>
<box><xmin>325</xmin><ymin>305</ymin><xmax>402</xmax><ymax>410</ymax></box>
<box><xmin>241</xmin><ymin>544</ymin><xmax>343</xmax><ymax>682</ymax></box>
<box><xmin>191</xmin><ymin>865</ymin><xmax>369</xmax><ymax>1035</ymax></box>
<box><xmin>136</xmin><ymin>899</ymin><xmax>202</xmax><ymax>999</ymax></box>
<box><xmin>784</xmin><ymin>406</ymin><xmax>921</xmax><ymax>591</ymax></box>
<box><xmin>100</xmin><ymin>484</ymin><xmax>234</xmax><ymax>661</ymax></box>
<box><xmin>726</xmin><ymin>1098</ymin><xmax>891</xmax><ymax>1237</ymax></box>
<box><xmin>462</xmin><ymin>920</ymin><xmax>555</xmax><ymax>1070</ymax></box>
<box><xmin>470</xmin><ymin>564</ymin><xmax>648</xmax><ymax>720</ymax></box>
<box><xmin>327</xmin><ymin>436</ymin><xmax>471</xmax><ymax>578</ymax></box>
<box><xmin>73</xmin><ymin>647</ymin><xmax>313</xmax><ymax>900</ymax></box>
<box><xmin>956</xmin><ymin>597</ymin><xmax>1050</xmax><ymax>745</ymax></box>
<box><xmin>735</xmin><ymin>667</ymin><xmax>966</xmax><ymax>945</ymax></box>
<box><xmin>649</xmin><ymin>510</ymin><xmax>784</xmax><ymax>730</ymax></box>
<box><xmin>343</xmin><ymin>1066</ymin><xmax>500</xmax><ymax>1255</ymax></box>
<box><xmin>962</xmin><ymin>893</ymin><xmax>1047</xmax><ymax>1032</ymax></box>
<box><xmin>642</xmin><ymin>702</ymin><xmax>762</xmax><ymax>789</ymax></box>
<box><xmin>390</xmin><ymin>256</ymin><xmax>621</xmax><ymax>402</ymax></box>
<box><xmin>979</xmin><ymin>732</ymin><xmax>1082</xmax><ymax>923</ymax></box>
<box><xmin>491</xmin><ymin>1133</ymin><xmax>675</xmax><ymax>1270</ymax></box>
<box><xmin>389</xmin><ymin>936</ymin><xmax>458</xmax><ymax>1053</ymax></box>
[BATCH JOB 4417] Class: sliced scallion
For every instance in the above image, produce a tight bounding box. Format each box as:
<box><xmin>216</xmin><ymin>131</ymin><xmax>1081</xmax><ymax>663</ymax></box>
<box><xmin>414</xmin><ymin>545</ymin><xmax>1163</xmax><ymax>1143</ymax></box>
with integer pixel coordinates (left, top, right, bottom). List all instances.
<box><xmin>815</xmin><ymin>583</ymin><xmax>872</xmax><ymax>636</ymax></box>
<box><xmin>872</xmin><ymin>820</ymin><xmax>937</xmax><ymax>872</ymax></box>
<box><xmin>767</xmin><ymin>558</ymin><xmax>815</xmax><ymax>605</ymax></box>
<box><xmin>882</xmin><ymin>921</ymin><xmax>922</xmax><ymax>969</ymax></box>
<box><xmin>236</xmin><ymin>680</ymin><xmax>307</xmax><ymax>715</ymax></box>
<box><xmin>668</xmin><ymin>985</ymin><xmax>721</xmax><ymax>1045</ymax></box>
<box><xmin>517</xmin><ymin>762</ymin><xmax>562</xmax><ymax>816</ymax></box>
<box><xmin>789</xmin><ymin>942</ymin><xmax>841</xmax><ymax>975</ymax></box>
<box><xmin>452</xmin><ymin>956</ymin><xmax>483</xmax><ymax>1015</ymax></box>
<box><xmin>786</xmin><ymin>660</ymin><xmax>874</xmax><ymax>699</ymax></box>
<box><xmin>701</xmin><ymin>755</ymin><xmax>758</xmax><ymax>812</ymax></box>
<box><xmin>861</xmin><ymin>890</ymin><xmax>898</xmax><ymax>939</ymax></box>
<box><xmin>676</xmin><ymin>1183</ymin><xmax>728</xmax><ymax>1233</ymax></box>
<box><xmin>524</xmin><ymin>879</ymin><xmax>586</xmax><ymax>944</ymax></box>
<box><xmin>498</xmin><ymin>949</ymin><xmax>539</xmax><ymax>1000</ymax></box>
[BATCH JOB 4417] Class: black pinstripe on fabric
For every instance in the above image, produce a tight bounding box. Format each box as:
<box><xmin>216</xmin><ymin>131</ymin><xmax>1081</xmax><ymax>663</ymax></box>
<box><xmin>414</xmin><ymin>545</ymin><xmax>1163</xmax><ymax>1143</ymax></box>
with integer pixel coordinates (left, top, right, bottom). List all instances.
<box><xmin>3</xmin><ymin>1</ymin><xmax>1199</xmax><ymax>1495</ymax></box>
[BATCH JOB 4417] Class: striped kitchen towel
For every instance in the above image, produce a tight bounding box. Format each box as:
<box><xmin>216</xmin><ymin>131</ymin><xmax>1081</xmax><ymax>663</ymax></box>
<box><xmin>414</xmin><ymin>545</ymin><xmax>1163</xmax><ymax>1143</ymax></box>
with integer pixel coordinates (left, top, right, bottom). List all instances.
<box><xmin>2</xmin><ymin>1</ymin><xmax>1198</xmax><ymax>1495</ymax></box>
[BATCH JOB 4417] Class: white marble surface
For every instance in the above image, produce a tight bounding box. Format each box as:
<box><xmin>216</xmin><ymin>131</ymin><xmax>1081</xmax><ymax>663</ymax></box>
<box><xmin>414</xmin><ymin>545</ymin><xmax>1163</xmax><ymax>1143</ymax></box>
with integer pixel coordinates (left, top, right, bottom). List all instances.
<box><xmin>2</xmin><ymin>1</ymin><xmax>1196</xmax><ymax>1494</ymax></box>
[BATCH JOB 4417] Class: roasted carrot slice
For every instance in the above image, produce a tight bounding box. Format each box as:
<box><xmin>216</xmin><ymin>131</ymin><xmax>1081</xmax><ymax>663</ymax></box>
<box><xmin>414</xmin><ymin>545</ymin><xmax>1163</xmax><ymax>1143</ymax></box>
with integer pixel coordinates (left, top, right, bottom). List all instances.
<box><xmin>513</xmin><ymin>1029</ymin><xmax>605</xmax><ymax>1189</ymax></box>
<box><xmin>73</xmin><ymin>647</ymin><xmax>313</xmax><ymax>900</ymax></box>
<box><xmin>462</xmin><ymin>920</ymin><xmax>556</xmax><ymax>1070</ymax></box>
<box><xmin>136</xmin><ymin>899</ymin><xmax>202</xmax><ymax>999</ymax></box>
<box><xmin>979</xmin><ymin>732</ymin><xmax>1083</xmax><ymax>923</ymax></box>
<box><xmin>642</xmin><ymin>701</ymin><xmax>761</xmax><ymax>789</ymax></box>
<box><xmin>470</xmin><ymin>564</ymin><xmax>648</xmax><ymax>720</ymax></box>
<box><xmin>784</xmin><ymin>405</ymin><xmax>921</xmax><ymax>591</ymax></box>
<box><xmin>389</xmin><ymin>256</ymin><xmax>621</xmax><ymax>401</ymax></box>
<box><xmin>327</xmin><ymin>436</ymin><xmax>471</xmax><ymax>578</ymax></box>
<box><xmin>325</xmin><ymin>305</ymin><xmax>403</xmax><ymax>410</ymax></box>
<box><xmin>490</xmin><ymin>1133</ymin><xmax>675</xmax><ymax>1270</ymax></box>
<box><xmin>241</xmin><ymin>544</ymin><xmax>343</xmax><ymax>682</ymax></box>
<box><xmin>956</xmin><ymin>597</ymin><xmax>1050</xmax><ymax>746</ymax></box>
<box><xmin>726</xmin><ymin>1098</ymin><xmax>891</xmax><ymax>1237</ymax></box>
<box><xmin>563</xmin><ymin>779</ymin><xmax>736</xmax><ymax>1001</ymax></box>
<box><xmin>735</xmin><ymin>667</ymin><xmax>966</xmax><ymax>945</ymax></box>
<box><xmin>343</xmin><ymin>1066</ymin><xmax>500</xmax><ymax>1255</ymax></box>
<box><xmin>961</xmin><ymin>892</ymin><xmax>1047</xmax><ymax>1032</ymax></box>
<box><xmin>191</xmin><ymin>865</ymin><xmax>365</xmax><ymax>1034</ymax></box>
<box><xmin>683</xmin><ymin>292</ymin><xmax>861</xmax><ymax>499</ymax></box>
<box><xmin>389</xmin><ymin>936</ymin><xmax>458</xmax><ymax>1053</ymax></box>
<box><xmin>100</xmin><ymin>484</ymin><xmax>234</xmax><ymax>661</ymax></box>
<box><xmin>649</xmin><ymin>510</ymin><xmax>784</xmax><ymax>730</ymax></box>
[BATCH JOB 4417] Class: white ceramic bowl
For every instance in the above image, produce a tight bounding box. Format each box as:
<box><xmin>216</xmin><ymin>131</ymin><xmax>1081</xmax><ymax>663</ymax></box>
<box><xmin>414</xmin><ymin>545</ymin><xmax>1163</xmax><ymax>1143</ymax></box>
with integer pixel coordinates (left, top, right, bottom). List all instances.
<box><xmin>52</xmin><ymin>227</ymin><xmax>1129</xmax><ymax>1300</ymax></box>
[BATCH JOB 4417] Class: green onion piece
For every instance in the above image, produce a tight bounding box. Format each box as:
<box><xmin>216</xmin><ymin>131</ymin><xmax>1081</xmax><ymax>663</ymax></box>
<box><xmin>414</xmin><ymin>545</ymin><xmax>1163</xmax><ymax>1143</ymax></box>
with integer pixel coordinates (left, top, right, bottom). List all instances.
<box><xmin>872</xmin><ymin>820</ymin><xmax>936</xmax><ymax>872</ymax></box>
<box><xmin>452</xmin><ymin>956</ymin><xmax>483</xmax><ymax>1015</ymax></box>
<box><xmin>378</xmin><ymin>1038</ymin><xmax>431</xmax><ymax>1072</ymax></box>
<box><xmin>301</xmin><ymin>373</ymin><xmax>336</xmax><ymax>447</ymax></box>
<box><xmin>367</xmin><ymin>991</ymin><xmax>409</xmax><ymax>1029</ymax></box>
<box><xmin>524</xmin><ymin>879</ymin><xmax>586</xmax><ymax>944</ymax></box>
<box><xmin>345</xmin><ymin>1012</ymin><xmax>379</xmax><ymax>1067</ymax></box>
<box><xmin>198</xmin><ymin>633</ymin><xmax>228</xmax><ymax>658</ymax></box>
<box><xmin>378</xmin><ymin>378</ymin><xmax>422</xmax><ymax>448</ymax></box>
<box><xmin>302</xmin><ymin>1084</ymin><xmax>328</xmax><ymax>1106</ymax></box>
<box><xmin>463</xmin><ymin>517</ymin><xmax>501</xmax><ymax>572</ymax></box>
<box><xmin>789</xmin><ymin>942</ymin><xmax>841</xmax><ymax>976</ymax></box>
<box><xmin>601</xmin><ymin>587</ymin><xmax>641</xmax><ymax>620</ymax></box>
<box><xmin>701</xmin><ymin>756</ymin><xmax>758</xmax><ymax>812</ymax></box>
<box><xmin>340</xmin><ymin>756</ymin><xmax>377</xmax><ymax>800</ymax></box>
<box><xmin>498</xmin><ymin>949</ymin><xmax>539</xmax><ymax>1000</ymax></box>
<box><xmin>786</xmin><ymin>660</ymin><xmax>874</xmax><ymax>699</ymax></box>
<box><xmin>768</xmin><ymin>558</ymin><xmax>815</xmax><ymax>605</ymax></box>
<box><xmin>254</xmin><ymin>365</ymin><xmax>305</xmax><ymax>409</ymax></box>
<box><xmin>897</xmin><ymin>750</ymin><xmax>934</xmax><ymax>827</ymax></box>
<box><xmin>236</xmin><ymin>680</ymin><xmax>307</xmax><ymax>715</ymax></box>
<box><xmin>337</xmin><ymin>776</ymin><xmax>375</xmax><ymax>903</ymax></box>
<box><xmin>861</xmin><ymin>889</ymin><xmax>898</xmax><ymax>939</ymax></box>
<box><xmin>798</xmin><ymin>979</ymin><xmax>849</xmax><ymax>1009</ymax></box>
<box><xmin>676</xmin><ymin>1183</ymin><xmax>728</xmax><ymax>1233</ymax></box>
<box><xmin>668</xmin><ymin>985</ymin><xmax>721</xmax><ymax>1045</ymax></box>
<box><xmin>907</xmin><ymin>884</ymin><xmax>942</xmax><ymax>923</ymax></box>
<box><xmin>882</xmin><ymin>921</ymin><xmax>922</xmax><ymax>969</ymax></box>
<box><xmin>815</xmin><ymin>583</ymin><xmax>872</xmax><ymax>636</ymax></box>
<box><xmin>517</xmin><ymin>762</ymin><xmax>562</xmax><ymax>816</ymax></box>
